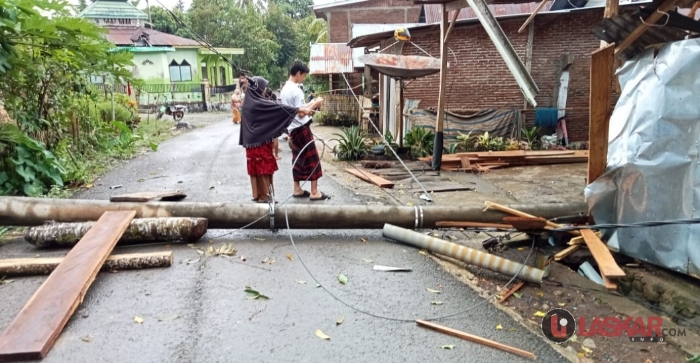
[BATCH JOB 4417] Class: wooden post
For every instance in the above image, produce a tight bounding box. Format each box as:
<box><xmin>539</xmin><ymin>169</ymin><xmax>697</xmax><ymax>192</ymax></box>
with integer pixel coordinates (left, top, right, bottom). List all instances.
<box><xmin>587</xmin><ymin>44</ymin><xmax>615</xmax><ymax>184</ymax></box>
<box><xmin>600</xmin><ymin>0</ymin><xmax>620</xmax><ymax>47</ymax></box>
<box><xmin>399</xmin><ymin>79</ymin><xmax>404</xmax><ymax>148</ymax></box>
<box><xmin>431</xmin><ymin>4</ymin><xmax>449</xmax><ymax>171</ymax></box>
<box><xmin>518</xmin><ymin>0</ymin><xmax>548</xmax><ymax>34</ymax></box>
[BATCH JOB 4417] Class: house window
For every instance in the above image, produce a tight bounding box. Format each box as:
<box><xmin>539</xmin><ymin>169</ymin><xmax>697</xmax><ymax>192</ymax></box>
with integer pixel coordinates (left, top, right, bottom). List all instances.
<box><xmin>118</xmin><ymin>19</ymin><xmax>132</xmax><ymax>25</ymax></box>
<box><xmin>201</xmin><ymin>62</ymin><xmax>207</xmax><ymax>81</ymax></box>
<box><xmin>219</xmin><ymin>66</ymin><xmax>226</xmax><ymax>85</ymax></box>
<box><xmin>169</xmin><ymin>60</ymin><xmax>192</xmax><ymax>82</ymax></box>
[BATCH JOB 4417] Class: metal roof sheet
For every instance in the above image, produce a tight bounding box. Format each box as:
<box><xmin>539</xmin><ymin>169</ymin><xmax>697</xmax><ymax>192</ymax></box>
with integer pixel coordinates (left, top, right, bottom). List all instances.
<box><xmin>78</xmin><ymin>0</ymin><xmax>149</xmax><ymax>20</ymax></box>
<box><xmin>105</xmin><ymin>28</ymin><xmax>202</xmax><ymax>47</ymax></box>
<box><xmin>309</xmin><ymin>43</ymin><xmax>354</xmax><ymax>74</ymax></box>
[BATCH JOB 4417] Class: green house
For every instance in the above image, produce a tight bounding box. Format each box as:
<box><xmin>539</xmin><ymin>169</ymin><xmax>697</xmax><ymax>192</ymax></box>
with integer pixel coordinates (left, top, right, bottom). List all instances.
<box><xmin>78</xmin><ymin>0</ymin><xmax>244</xmax><ymax>110</ymax></box>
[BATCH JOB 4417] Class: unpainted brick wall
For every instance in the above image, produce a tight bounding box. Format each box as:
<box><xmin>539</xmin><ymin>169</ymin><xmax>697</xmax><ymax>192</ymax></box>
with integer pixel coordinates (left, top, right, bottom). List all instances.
<box><xmin>326</xmin><ymin>0</ymin><xmax>422</xmax><ymax>42</ymax></box>
<box><xmin>402</xmin><ymin>9</ymin><xmax>620</xmax><ymax>142</ymax></box>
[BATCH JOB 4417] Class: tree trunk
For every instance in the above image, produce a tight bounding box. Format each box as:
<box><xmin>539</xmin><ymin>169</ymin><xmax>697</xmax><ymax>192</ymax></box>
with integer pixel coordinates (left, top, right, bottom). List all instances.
<box><xmin>0</xmin><ymin>251</ymin><xmax>173</xmax><ymax>277</ymax></box>
<box><xmin>24</xmin><ymin>218</ymin><xmax>208</xmax><ymax>248</ymax></box>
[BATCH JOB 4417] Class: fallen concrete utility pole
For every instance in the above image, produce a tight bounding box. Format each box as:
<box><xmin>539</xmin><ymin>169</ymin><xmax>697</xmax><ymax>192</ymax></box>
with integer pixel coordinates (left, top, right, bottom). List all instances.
<box><xmin>382</xmin><ymin>224</ymin><xmax>544</xmax><ymax>284</ymax></box>
<box><xmin>0</xmin><ymin>251</ymin><xmax>173</xmax><ymax>277</ymax></box>
<box><xmin>24</xmin><ymin>218</ymin><xmax>208</xmax><ymax>248</ymax></box>
<box><xmin>0</xmin><ymin>197</ymin><xmax>587</xmax><ymax>230</ymax></box>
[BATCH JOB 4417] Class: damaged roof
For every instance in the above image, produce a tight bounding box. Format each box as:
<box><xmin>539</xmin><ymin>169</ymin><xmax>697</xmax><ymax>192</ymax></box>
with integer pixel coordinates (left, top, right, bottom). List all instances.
<box><xmin>105</xmin><ymin>28</ymin><xmax>201</xmax><ymax>47</ymax></box>
<box><xmin>309</xmin><ymin>43</ymin><xmax>354</xmax><ymax>74</ymax></box>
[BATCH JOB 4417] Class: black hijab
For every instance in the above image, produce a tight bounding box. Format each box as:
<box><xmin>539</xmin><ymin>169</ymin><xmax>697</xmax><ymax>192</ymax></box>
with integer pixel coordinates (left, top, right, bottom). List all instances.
<box><xmin>239</xmin><ymin>76</ymin><xmax>299</xmax><ymax>148</ymax></box>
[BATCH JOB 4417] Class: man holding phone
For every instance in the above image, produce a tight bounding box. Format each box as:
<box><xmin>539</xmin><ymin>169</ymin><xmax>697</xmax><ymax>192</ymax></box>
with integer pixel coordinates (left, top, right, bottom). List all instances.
<box><xmin>280</xmin><ymin>61</ymin><xmax>329</xmax><ymax>201</ymax></box>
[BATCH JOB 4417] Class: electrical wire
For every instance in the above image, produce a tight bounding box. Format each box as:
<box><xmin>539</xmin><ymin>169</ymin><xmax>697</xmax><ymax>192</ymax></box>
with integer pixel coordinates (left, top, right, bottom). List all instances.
<box><xmin>551</xmin><ymin>218</ymin><xmax>700</xmax><ymax>232</ymax></box>
<box><xmin>282</xmin><ymin>188</ymin><xmax>538</xmax><ymax>322</ymax></box>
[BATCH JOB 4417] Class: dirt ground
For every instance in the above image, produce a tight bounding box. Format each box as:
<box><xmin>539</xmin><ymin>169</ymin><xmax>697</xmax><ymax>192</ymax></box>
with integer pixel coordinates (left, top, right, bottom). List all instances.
<box><xmin>312</xmin><ymin>124</ymin><xmax>699</xmax><ymax>363</ymax></box>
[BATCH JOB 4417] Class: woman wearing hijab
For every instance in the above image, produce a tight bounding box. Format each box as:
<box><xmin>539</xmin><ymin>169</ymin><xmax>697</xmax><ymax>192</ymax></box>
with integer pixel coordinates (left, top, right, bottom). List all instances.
<box><xmin>239</xmin><ymin>76</ymin><xmax>313</xmax><ymax>203</ymax></box>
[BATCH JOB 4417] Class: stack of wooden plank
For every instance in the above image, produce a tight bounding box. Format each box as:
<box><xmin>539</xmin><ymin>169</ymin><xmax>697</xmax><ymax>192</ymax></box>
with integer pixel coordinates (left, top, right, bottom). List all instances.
<box><xmin>418</xmin><ymin>150</ymin><xmax>589</xmax><ymax>172</ymax></box>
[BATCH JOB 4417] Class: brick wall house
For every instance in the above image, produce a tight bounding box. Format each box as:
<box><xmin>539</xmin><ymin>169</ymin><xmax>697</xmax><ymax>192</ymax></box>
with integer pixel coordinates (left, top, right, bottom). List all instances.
<box><xmin>400</xmin><ymin>8</ymin><xmax>620</xmax><ymax>142</ymax></box>
<box><xmin>312</xmin><ymin>0</ymin><xmax>424</xmax><ymax>92</ymax></box>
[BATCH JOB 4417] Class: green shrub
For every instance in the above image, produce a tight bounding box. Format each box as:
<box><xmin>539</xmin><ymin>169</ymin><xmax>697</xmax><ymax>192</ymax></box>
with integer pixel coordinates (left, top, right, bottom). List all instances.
<box><xmin>0</xmin><ymin>123</ymin><xmax>65</xmax><ymax>196</ymax></box>
<box><xmin>404</xmin><ymin>126</ymin><xmax>435</xmax><ymax>158</ymax></box>
<box><xmin>331</xmin><ymin>125</ymin><xmax>369</xmax><ymax>161</ymax></box>
<box><xmin>96</xmin><ymin>101</ymin><xmax>135</xmax><ymax>126</ymax></box>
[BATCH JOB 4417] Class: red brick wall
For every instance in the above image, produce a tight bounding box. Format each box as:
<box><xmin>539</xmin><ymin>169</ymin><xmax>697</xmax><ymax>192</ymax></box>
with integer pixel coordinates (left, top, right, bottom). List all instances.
<box><xmin>402</xmin><ymin>9</ymin><xmax>619</xmax><ymax>142</ymax></box>
<box><xmin>325</xmin><ymin>0</ymin><xmax>422</xmax><ymax>42</ymax></box>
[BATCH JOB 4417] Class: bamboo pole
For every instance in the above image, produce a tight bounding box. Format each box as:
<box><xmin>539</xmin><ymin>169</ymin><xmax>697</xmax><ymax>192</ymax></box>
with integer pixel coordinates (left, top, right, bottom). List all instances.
<box><xmin>382</xmin><ymin>224</ymin><xmax>544</xmax><ymax>284</ymax></box>
<box><xmin>0</xmin><ymin>197</ymin><xmax>588</xmax><ymax>230</ymax></box>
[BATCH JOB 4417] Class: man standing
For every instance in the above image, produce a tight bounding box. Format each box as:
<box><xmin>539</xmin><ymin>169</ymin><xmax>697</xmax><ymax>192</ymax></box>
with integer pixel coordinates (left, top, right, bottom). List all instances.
<box><xmin>280</xmin><ymin>61</ymin><xmax>329</xmax><ymax>201</ymax></box>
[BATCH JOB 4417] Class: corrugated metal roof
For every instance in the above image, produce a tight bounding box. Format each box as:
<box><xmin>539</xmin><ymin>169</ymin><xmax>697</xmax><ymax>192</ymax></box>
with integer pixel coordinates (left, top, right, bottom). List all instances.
<box><xmin>422</xmin><ymin>0</ymin><xmax>649</xmax><ymax>23</ymax></box>
<box><xmin>78</xmin><ymin>0</ymin><xmax>149</xmax><ymax>20</ymax></box>
<box><xmin>309</xmin><ymin>43</ymin><xmax>354</xmax><ymax>74</ymax></box>
<box><xmin>105</xmin><ymin>28</ymin><xmax>201</xmax><ymax>47</ymax></box>
<box><xmin>593</xmin><ymin>12</ymin><xmax>694</xmax><ymax>61</ymax></box>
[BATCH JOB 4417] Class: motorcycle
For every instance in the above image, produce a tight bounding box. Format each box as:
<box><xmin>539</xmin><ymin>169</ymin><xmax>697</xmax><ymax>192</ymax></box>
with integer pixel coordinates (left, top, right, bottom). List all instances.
<box><xmin>156</xmin><ymin>104</ymin><xmax>186</xmax><ymax>121</ymax></box>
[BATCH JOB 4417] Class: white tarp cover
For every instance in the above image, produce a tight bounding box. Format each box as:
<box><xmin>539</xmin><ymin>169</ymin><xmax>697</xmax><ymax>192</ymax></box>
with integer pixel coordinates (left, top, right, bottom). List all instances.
<box><xmin>584</xmin><ymin>38</ymin><xmax>700</xmax><ymax>278</ymax></box>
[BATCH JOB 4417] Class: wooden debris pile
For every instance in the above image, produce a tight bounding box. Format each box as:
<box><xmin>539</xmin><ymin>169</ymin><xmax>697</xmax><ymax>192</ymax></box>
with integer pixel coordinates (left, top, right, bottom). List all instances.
<box><xmin>437</xmin><ymin>201</ymin><xmax>626</xmax><ymax>291</ymax></box>
<box><xmin>419</xmin><ymin>150</ymin><xmax>589</xmax><ymax>172</ymax></box>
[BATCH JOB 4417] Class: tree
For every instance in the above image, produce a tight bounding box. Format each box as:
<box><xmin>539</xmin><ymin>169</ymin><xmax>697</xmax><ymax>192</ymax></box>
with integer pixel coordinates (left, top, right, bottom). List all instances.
<box><xmin>269</xmin><ymin>0</ymin><xmax>313</xmax><ymax>19</ymax></box>
<box><xmin>0</xmin><ymin>0</ymin><xmax>135</xmax><ymax>195</ymax></box>
<box><xmin>130</xmin><ymin>0</ymin><xmax>140</xmax><ymax>7</ymax></box>
<box><xmin>174</xmin><ymin>0</ymin><xmax>185</xmax><ymax>11</ymax></box>
<box><xmin>77</xmin><ymin>0</ymin><xmax>87</xmax><ymax>11</ymax></box>
<box><xmin>147</xmin><ymin>6</ymin><xmax>180</xmax><ymax>34</ymax></box>
<box><xmin>264</xmin><ymin>4</ymin><xmax>299</xmax><ymax>86</ymax></box>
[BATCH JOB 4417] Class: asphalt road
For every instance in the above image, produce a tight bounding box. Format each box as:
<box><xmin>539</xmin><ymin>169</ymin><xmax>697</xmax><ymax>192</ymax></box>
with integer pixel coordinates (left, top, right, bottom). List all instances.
<box><xmin>0</xmin><ymin>118</ymin><xmax>565</xmax><ymax>363</ymax></box>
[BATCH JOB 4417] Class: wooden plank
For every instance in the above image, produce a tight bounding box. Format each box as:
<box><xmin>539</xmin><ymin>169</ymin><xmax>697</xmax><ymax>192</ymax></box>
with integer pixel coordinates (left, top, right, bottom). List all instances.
<box><xmin>401</xmin><ymin>181</ymin><xmax>474</xmax><ymax>193</ymax></box>
<box><xmin>0</xmin><ymin>211</ymin><xmax>136</xmax><ymax>361</ymax></box>
<box><xmin>436</xmin><ymin>221</ymin><xmax>513</xmax><ymax>229</ymax></box>
<box><xmin>0</xmin><ymin>251</ymin><xmax>174</xmax><ymax>277</ymax></box>
<box><xmin>518</xmin><ymin>0</ymin><xmax>548</xmax><ymax>33</ymax></box>
<box><xmin>580</xmin><ymin>229</ymin><xmax>626</xmax><ymax>278</ymax></box>
<box><xmin>499</xmin><ymin>281</ymin><xmax>525</xmax><ymax>303</ymax></box>
<box><xmin>459</xmin><ymin>155</ymin><xmax>471</xmax><ymax>169</ymax></box>
<box><xmin>554</xmin><ymin>244</ymin><xmax>581</xmax><ymax>261</ymax></box>
<box><xmin>110</xmin><ymin>190</ymin><xmax>186</xmax><ymax>202</ymax></box>
<box><xmin>416</xmin><ymin>319</ymin><xmax>536</xmax><ymax>360</ymax></box>
<box><xmin>344</xmin><ymin>168</ymin><xmax>395</xmax><ymax>188</ymax></box>
<box><xmin>588</xmin><ymin>44</ymin><xmax>615</xmax><ymax>184</ymax></box>
<box><xmin>615</xmin><ymin>0</ymin><xmax>680</xmax><ymax>55</ymax></box>
<box><xmin>568</xmin><ymin>231</ymin><xmax>602</xmax><ymax>246</ymax></box>
<box><xmin>601</xmin><ymin>271</ymin><xmax>619</xmax><ymax>290</ymax></box>
<box><xmin>484</xmin><ymin>201</ymin><xmax>580</xmax><ymax>236</ymax></box>
<box><xmin>503</xmin><ymin>216</ymin><xmax>547</xmax><ymax>231</ymax></box>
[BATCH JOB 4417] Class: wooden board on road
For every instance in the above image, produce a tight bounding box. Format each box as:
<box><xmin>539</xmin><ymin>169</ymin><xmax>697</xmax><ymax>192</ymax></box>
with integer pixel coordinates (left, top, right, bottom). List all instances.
<box><xmin>0</xmin><ymin>211</ymin><xmax>135</xmax><ymax>361</ymax></box>
<box><xmin>345</xmin><ymin>168</ymin><xmax>394</xmax><ymax>188</ymax></box>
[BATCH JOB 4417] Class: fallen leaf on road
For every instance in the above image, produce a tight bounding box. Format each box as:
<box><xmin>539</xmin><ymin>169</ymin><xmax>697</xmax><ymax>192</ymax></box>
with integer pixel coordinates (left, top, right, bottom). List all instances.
<box><xmin>407</xmin><ymin>202</ymin><xmax>414</xmax><ymax>206</ymax></box>
<box><xmin>558</xmin><ymin>303</ymin><xmax>566</xmax><ymax>307</ymax></box>
<box><xmin>362</xmin><ymin>258</ymin><xmax>373</xmax><ymax>263</ymax></box>
<box><xmin>431</xmin><ymin>301</ymin><xmax>444</xmax><ymax>305</ymax></box>
<box><xmin>508</xmin><ymin>328</ymin><xmax>517</xmax><ymax>332</ymax></box>
<box><xmin>338</xmin><ymin>274</ymin><xmax>348</xmax><ymax>285</ymax></box>
<box><xmin>533</xmin><ymin>311</ymin><xmax>546</xmax><ymax>317</ymax></box>
<box><xmin>518</xmin><ymin>247</ymin><xmax>525</xmax><ymax>251</ymax></box>
<box><xmin>448</xmin><ymin>235</ymin><xmax>458</xmax><ymax>241</ymax></box>
<box><xmin>244</xmin><ymin>286</ymin><xmax>270</xmax><ymax>300</ymax></box>
<box><xmin>315</xmin><ymin>329</ymin><xmax>330</xmax><ymax>340</ymax></box>
<box><xmin>537</xmin><ymin>291</ymin><xmax>544</xmax><ymax>297</ymax></box>
<box><xmin>581</xmin><ymin>347</ymin><xmax>592</xmax><ymax>354</ymax></box>
<box><xmin>286</xmin><ymin>254</ymin><xmax>294</xmax><ymax>261</ymax></box>
<box><xmin>496</xmin><ymin>324</ymin><xmax>503</xmax><ymax>330</ymax></box>
<box><xmin>0</xmin><ymin>277</ymin><xmax>14</xmax><ymax>285</ymax></box>
<box><xmin>295</xmin><ymin>280</ymin><xmax>307</xmax><ymax>284</ymax></box>
<box><xmin>440</xmin><ymin>345</ymin><xmax>455</xmax><ymax>350</ymax></box>
<box><xmin>360</xmin><ymin>238</ymin><xmax>367</xmax><ymax>243</ymax></box>
<box><xmin>158</xmin><ymin>314</ymin><xmax>180</xmax><ymax>322</ymax></box>
<box><xmin>419</xmin><ymin>250</ymin><xmax>428</xmax><ymax>256</ymax></box>
<box><xmin>134</xmin><ymin>316</ymin><xmax>144</xmax><ymax>324</ymax></box>
<box><xmin>427</xmin><ymin>288</ymin><xmax>441</xmax><ymax>294</ymax></box>
<box><xmin>85</xmin><ymin>183</ymin><xmax>94</xmax><ymax>189</ymax></box>
<box><xmin>512</xmin><ymin>292</ymin><xmax>522</xmax><ymax>299</ymax></box>
<box><xmin>336</xmin><ymin>316</ymin><xmax>345</xmax><ymax>325</ymax></box>
<box><xmin>81</xmin><ymin>335</ymin><xmax>93</xmax><ymax>343</ymax></box>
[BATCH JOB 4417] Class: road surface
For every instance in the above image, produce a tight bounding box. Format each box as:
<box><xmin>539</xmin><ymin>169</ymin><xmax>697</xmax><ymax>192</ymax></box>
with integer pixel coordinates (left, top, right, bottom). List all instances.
<box><xmin>0</xmin><ymin>118</ymin><xmax>565</xmax><ymax>362</ymax></box>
